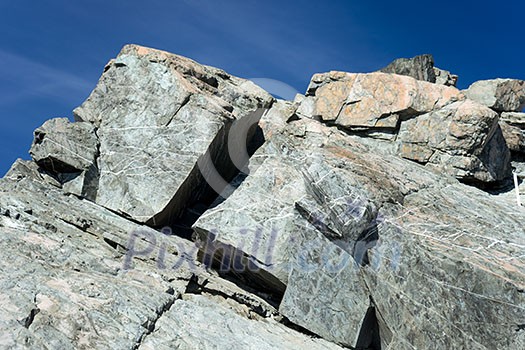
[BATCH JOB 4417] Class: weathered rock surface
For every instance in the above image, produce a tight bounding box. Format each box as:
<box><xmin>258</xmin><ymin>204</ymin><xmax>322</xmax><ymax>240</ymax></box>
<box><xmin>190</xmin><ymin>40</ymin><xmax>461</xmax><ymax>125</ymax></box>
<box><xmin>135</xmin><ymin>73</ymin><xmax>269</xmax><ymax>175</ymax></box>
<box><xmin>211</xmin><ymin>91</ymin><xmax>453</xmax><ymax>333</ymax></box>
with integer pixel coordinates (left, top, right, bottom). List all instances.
<box><xmin>29</xmin><ymin>117</ymin><xmax>98</xmax><ymax>173</ymax></box>
<box><xmin>305</xmin><ymin>71</ymin><xmax>462</xmax><ymax>130</ymax></box>
<box><xmin>195</xmin><ymin>100</ymin><xmax>524</xmax><ymax>349</ymax></box>
<box><xmin>501</xmin><ymin>112</ymin><xmax>525</xmax><ymax>127</ymax></box>
<box><xmin>2</xmin><ymin>45</ymin><xmax>525</xmax><ymax>350</ymax></box>
<box><xmin>298</xmin><ymin>71</ymin><xmax>511</xmax><ymax>183</ymax></box>
<box><xmin>500</xmin><ymin>121</ymin><xmax>525</xmax><ymax>153</ymax></box>
<box><xmin>379</xmin><ymin>54</ymin><xmax>458</xmax><ymax>86</ymax></box>
<box><xmin>73</xmin><ymin>44</ymin><xmax>273</xmax><ymax>225</ymax></box>
<box><xmin>0</xmin><ymin>159</ymin><xmax>339</xmax><ymax>349</ymax></box>
<box><xmin>398</xmin><ymin>99</ymin><xmax>511</xmax><ymax>182</ymax></box>
<box><xmin>465</xmin><ymin>79</ymin><xmax>525</xmax><ymax>112</ymax></box>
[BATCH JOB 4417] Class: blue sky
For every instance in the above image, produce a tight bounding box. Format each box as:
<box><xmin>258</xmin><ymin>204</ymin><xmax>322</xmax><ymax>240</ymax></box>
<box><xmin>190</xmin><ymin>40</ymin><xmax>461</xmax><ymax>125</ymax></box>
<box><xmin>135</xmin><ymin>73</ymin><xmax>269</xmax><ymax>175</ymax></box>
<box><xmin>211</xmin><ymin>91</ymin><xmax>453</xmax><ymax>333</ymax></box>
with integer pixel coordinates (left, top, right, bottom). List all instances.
<box><xmin>1</xmin><ymin>0</ymin><xmax>524</xmax><ymax>176</ymax></box>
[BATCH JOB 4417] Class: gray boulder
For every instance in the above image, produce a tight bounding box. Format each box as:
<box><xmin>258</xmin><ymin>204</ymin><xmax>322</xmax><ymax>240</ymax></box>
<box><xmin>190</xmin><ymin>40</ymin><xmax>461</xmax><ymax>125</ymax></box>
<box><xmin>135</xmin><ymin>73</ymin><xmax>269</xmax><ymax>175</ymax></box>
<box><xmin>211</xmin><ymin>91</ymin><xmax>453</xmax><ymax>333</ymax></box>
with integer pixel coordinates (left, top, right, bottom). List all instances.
<box><xmin>29</xmin><ymin>118</ymin><xmax>98</xmax><ymax>174</ymax></box>
<box><xmin>465</xmin><ymin>79</ymin><xmax>525</xmax><ymax>112</ymax></box>
<box><xmin>195</xmin><ymin>99</ymin><xmax>525</xmax><ymax>349</ymax></box>
<box><xmin>380</xmin><ymin>54</ymin><xmax>436</xmax><ymax>83</ymax></box>
<box><xmin>2</xmin><ymin>45</ymin><xmax>525</xmax><ymax>350</ymax></box>
<box><xmin>73</xmin><ymin>45</ymin><xmax>273</xmax><ymax>225</ymax></box>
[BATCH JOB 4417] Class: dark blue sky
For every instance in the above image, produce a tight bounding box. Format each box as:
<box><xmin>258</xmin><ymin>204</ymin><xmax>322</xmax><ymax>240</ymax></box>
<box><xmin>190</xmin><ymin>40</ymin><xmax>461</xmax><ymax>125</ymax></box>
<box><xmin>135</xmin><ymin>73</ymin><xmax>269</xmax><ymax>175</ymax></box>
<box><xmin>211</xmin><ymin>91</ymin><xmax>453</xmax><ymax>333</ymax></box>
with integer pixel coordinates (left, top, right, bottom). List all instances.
<box><xmin>1</xmin><ymin>0</ymin><xmax>524</xmax><ymax>176</ymax></box>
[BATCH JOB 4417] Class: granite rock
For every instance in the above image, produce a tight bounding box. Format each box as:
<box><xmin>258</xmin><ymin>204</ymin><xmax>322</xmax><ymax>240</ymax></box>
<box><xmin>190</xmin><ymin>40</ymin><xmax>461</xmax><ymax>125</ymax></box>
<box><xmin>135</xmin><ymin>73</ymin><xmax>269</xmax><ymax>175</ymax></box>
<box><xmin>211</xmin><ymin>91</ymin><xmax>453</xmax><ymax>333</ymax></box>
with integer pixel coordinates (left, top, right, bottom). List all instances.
<box><xmin>465</xmin><ymin>79</ymin><xmax>525</xmax><ymax>112</ymax></box>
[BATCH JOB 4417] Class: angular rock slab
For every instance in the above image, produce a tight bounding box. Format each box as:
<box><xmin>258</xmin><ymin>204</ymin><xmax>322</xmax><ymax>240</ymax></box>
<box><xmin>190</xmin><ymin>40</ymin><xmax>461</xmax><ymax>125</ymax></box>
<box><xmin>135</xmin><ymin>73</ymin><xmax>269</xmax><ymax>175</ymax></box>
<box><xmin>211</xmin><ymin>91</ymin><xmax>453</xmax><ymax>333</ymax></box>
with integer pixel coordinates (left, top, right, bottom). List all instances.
<box><xmin>74</xmin><ymin>45</ymin><xmax>272</xmax><ymax>225</ymax></box>
<box><xmin>398</xmin><ymin>100</ymin><xmax>512</xmax><ymax>182</ymax></box>
<box><xmin>138</xmin><ymin>294</ymin><xmax>345</xmax><ymax>350</ymax></box>
<box><xmin>465</xmin><ymin>79</ymin><xmax>525</xmax><ymax>112</ymax></box>
<box><xmin>29</xmin><ymin>117</ymin><xmax>98</xmax><ymax>173</ymax></box>
<box><xmin>279</xmin><ymin>232</ymin><xmax>369</xmax><ymax>348</ymax></box>
<box><xmin>303</xmin><ymin>71</ymin><xmax>462</xmax><ymax>131</ymax></box>
<box><xmin>365</xmin><ymin>185</ymin><xmax>525</xmax><ymax>349</ymax></box>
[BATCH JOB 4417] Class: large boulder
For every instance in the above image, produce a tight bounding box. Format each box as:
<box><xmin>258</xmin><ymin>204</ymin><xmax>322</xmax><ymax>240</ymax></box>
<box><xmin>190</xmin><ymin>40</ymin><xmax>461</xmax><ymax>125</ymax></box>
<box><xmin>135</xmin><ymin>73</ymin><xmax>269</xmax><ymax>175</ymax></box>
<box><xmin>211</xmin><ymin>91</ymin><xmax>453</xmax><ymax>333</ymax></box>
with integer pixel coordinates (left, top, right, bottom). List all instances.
<box><xmin>302</xmin><ymin>71</ymin><xmax>462</xmax><ymax>133</ymax></box>
<box><xmin>379</xmin><ymin>54</ymin><xmax>458</xmax><ymax>86</ymax></box>
<box><xmin>398</xmin><ymin>99</ymin><xmax>511</xmax><ymax>182</ymax></box>
<box><xmin>72</xmin><ymin>44</ymin><xmax>273</xmax><ymax>225</ymax></box>
<box><xmin>465</xmin><ymin>79</ymin><xmax>525</xmax><ymax>112</ymax></box>
<box><xmin>0</xmin><ymin>159</ymin><xmax>342</xmax><ymax>350</ymax></box>
<box><xmin>3</xmin><ymin>46</ymin><xmax>525</xmax><ymax>349</ymax></box>
<box><xmin>29</xmin><ymin>118</ymin><xmax>98</xmax><ymax>174</ymax></box>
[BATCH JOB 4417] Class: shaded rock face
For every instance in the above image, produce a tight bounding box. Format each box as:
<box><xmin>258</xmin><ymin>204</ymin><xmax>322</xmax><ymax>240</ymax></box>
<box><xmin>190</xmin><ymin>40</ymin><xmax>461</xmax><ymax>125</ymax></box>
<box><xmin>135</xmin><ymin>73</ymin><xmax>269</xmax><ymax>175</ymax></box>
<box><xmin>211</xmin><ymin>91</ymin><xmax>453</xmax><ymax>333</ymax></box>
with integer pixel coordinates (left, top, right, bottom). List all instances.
<box><xmin>2</xmin><ymin>45</ymin><xmax>525</xmax><ymax>350</ymax></box>
<box><xmin>379</xmin><ymin>54</ymin><xmax>458</xmax><ymax>86</ymax></box>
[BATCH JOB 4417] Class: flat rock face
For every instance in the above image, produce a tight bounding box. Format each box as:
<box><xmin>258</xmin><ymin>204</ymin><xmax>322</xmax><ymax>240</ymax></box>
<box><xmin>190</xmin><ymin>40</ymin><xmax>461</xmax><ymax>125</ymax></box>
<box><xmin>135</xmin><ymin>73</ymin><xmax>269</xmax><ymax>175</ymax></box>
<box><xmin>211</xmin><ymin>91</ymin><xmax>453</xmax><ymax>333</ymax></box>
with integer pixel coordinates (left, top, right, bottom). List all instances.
<box><xmin>29</xmin><ymin>117</ymin><xmax>98</xmax><ymax>173</ymax></box>
<box><xmin>465</xmin><ymin>78</ymin><xmax>525</xmax><ymax>112</ymax></box>
<box><xmin>2</xmin><ymin>46</ymin><xmax>525</xmax><ymax>350</ymax></box>
<box><xmin>74</xmin><ymin>44</ymin><xmax>272</xmax><ymax>225</ymax></box>
<box><xmin>305</xmin><ymin>71</ymin><xmax>462</xmax><ymax>131</ymax></box>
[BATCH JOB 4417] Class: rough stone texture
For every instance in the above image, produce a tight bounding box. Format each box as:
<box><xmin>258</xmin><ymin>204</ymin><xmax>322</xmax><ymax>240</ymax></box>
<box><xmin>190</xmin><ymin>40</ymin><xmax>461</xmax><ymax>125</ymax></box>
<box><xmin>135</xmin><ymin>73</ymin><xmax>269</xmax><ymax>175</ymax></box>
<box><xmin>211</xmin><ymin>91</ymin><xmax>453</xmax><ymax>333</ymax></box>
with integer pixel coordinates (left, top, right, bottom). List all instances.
<box><xmin>398</xmin><ymin>100</ymin><xmax>512</xmax><ymax>182</ymax></box>
<box><xmin>500</xmin><ymin>121</ymin><xmax>525</xmax><ymax>153</ymax></box>
<box><xmin>138</xmin><ymin>294</ymin><xmax>344</xmax><ymax>350</ymax></box>
<box><xmin>501</xmin><ymin>112</ymin><xmax>525</xmax><ymax>127</ymax></box>
<box><xmin>0</xmin><ymin>159</ymin><xmax>339</xmax><ymax>350</ymax></box>
<box><xmin>306</xmin><ymin>71</ymin><xmax>462</xmax><ymax>131</ymax></box>
<box><xmin>74</xmin><ymin>44</ymin><xmax>273</xmax><ymax>225</ymax></box>
<box><xmin>195</xmin><ymin>102</ymin><xmax>525</xmax><ymax>349</ymax></box>
<box><xmin>465</xmin><ymin>79</ymin><xmax>525</xmax><ymax>112</ymax></box>
<box><xmin>299</xmin><ymin>71</ymin><xmax>510</xmax><ymax>183</ymax></box>
<box><xmin>380</xmin><ymin>54</ymin><xmax>436</xmax><ymax>83</ymax></box>
<box><xmin>379</xmin><ymin>54</ymin><xmax>458</xmax><ymax>86</ymax></box>
<box><xmin>29</xmin><ymin>117</ymin><xmax>98</xmax><ymax>173</ymax></box>
<box><xmin>2</xmin><ymin>46</ymin><xmax>525</xmax><ymax>349</ymax></box>
<box><xmin>434</xmin><ymin>67</ymin><xmax>458</xmax><ymax>87</ymax></box>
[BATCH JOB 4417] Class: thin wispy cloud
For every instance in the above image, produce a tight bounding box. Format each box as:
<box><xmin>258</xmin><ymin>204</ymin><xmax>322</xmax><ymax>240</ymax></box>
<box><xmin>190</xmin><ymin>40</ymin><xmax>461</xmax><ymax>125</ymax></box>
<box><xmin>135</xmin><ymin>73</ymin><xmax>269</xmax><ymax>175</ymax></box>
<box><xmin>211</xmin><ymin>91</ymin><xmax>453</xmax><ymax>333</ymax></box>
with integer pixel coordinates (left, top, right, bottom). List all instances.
<box><xmin>0</xmin><ymin>49</ymin><xmax>93</xmax><ymax>106</ymax></box>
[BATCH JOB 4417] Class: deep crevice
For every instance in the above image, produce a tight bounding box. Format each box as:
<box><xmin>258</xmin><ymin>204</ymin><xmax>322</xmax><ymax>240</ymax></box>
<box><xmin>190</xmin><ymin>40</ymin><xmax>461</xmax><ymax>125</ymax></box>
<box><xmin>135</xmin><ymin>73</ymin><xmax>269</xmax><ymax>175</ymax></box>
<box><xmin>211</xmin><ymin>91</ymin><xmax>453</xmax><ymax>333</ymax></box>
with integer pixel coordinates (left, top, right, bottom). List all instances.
<box><xmin>194</xmin><ymin>232</ymin><xmax>286</xmax><ymax>305</ymax></box>
<box><xmin>355</xmin><ymin>302</ymin><xmax>382</xmax><ymax>350</ymax></box>
<box><xmin>132</xmin><ymin>297</ymin><xmax>176</xmax><ymax>350</ymax></box>
<box><xmin>153</xmin><ymin>115</ymin><xmax>266</xmax><ymax>239</ymax></box>
<box><xmin>19</xmin><ymin>307</ymin><xmax>40</xmax><ymax>329</ymax></box>
<box><xmin>183</xmin><ymin>274</ymin><xmax>279</xmax><ymax>318</ymax></box>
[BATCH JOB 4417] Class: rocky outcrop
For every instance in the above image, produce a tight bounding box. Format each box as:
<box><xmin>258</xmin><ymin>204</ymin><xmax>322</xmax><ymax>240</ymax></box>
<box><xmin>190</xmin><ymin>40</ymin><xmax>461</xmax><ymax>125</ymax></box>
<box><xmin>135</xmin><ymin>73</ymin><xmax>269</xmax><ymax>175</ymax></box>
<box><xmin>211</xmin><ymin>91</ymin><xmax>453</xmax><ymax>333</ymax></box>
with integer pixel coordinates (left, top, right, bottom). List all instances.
<box><xmin>194</xmin><ymin>99</ymin><xmax>525</xmax><ymax>349</ymax></box>
<box><xmin>379</xmin><ymin>54</ymin><xmax>458</xmax><ymax>86</ymax></box>
<box><xmin>2</xmin><ymin>45</ymin><xmax>525</xmax><ymax>349</ymax></box>
<box><xmin>297</xmin><ymin>71</ymin><xmax>511</xmax><ymax>183</ymax></box>
<box><xmin>465</xmin><ymin>79</ymin><xmax>525</xmax><ymax>112</ymax></box>
<box><xmin>72</xmin><ymin>44</ymin><xmax>272</xmax><ymax>225</ymax></box>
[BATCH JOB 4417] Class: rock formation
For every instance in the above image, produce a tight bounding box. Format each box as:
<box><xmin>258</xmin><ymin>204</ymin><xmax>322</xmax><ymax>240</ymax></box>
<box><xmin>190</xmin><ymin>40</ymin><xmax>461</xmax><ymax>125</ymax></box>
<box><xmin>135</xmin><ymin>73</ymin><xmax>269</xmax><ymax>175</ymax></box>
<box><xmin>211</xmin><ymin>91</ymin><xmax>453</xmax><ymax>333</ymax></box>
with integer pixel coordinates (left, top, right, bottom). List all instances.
<box><xmin>1</xmin><ymin>45</ymin><xmax>524</xmax><ymax>350</ymax></box>
<box><xmin>379</xmin><ymin>54</ymin><xmax>458</xmax><ymax>87</ymax></box>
